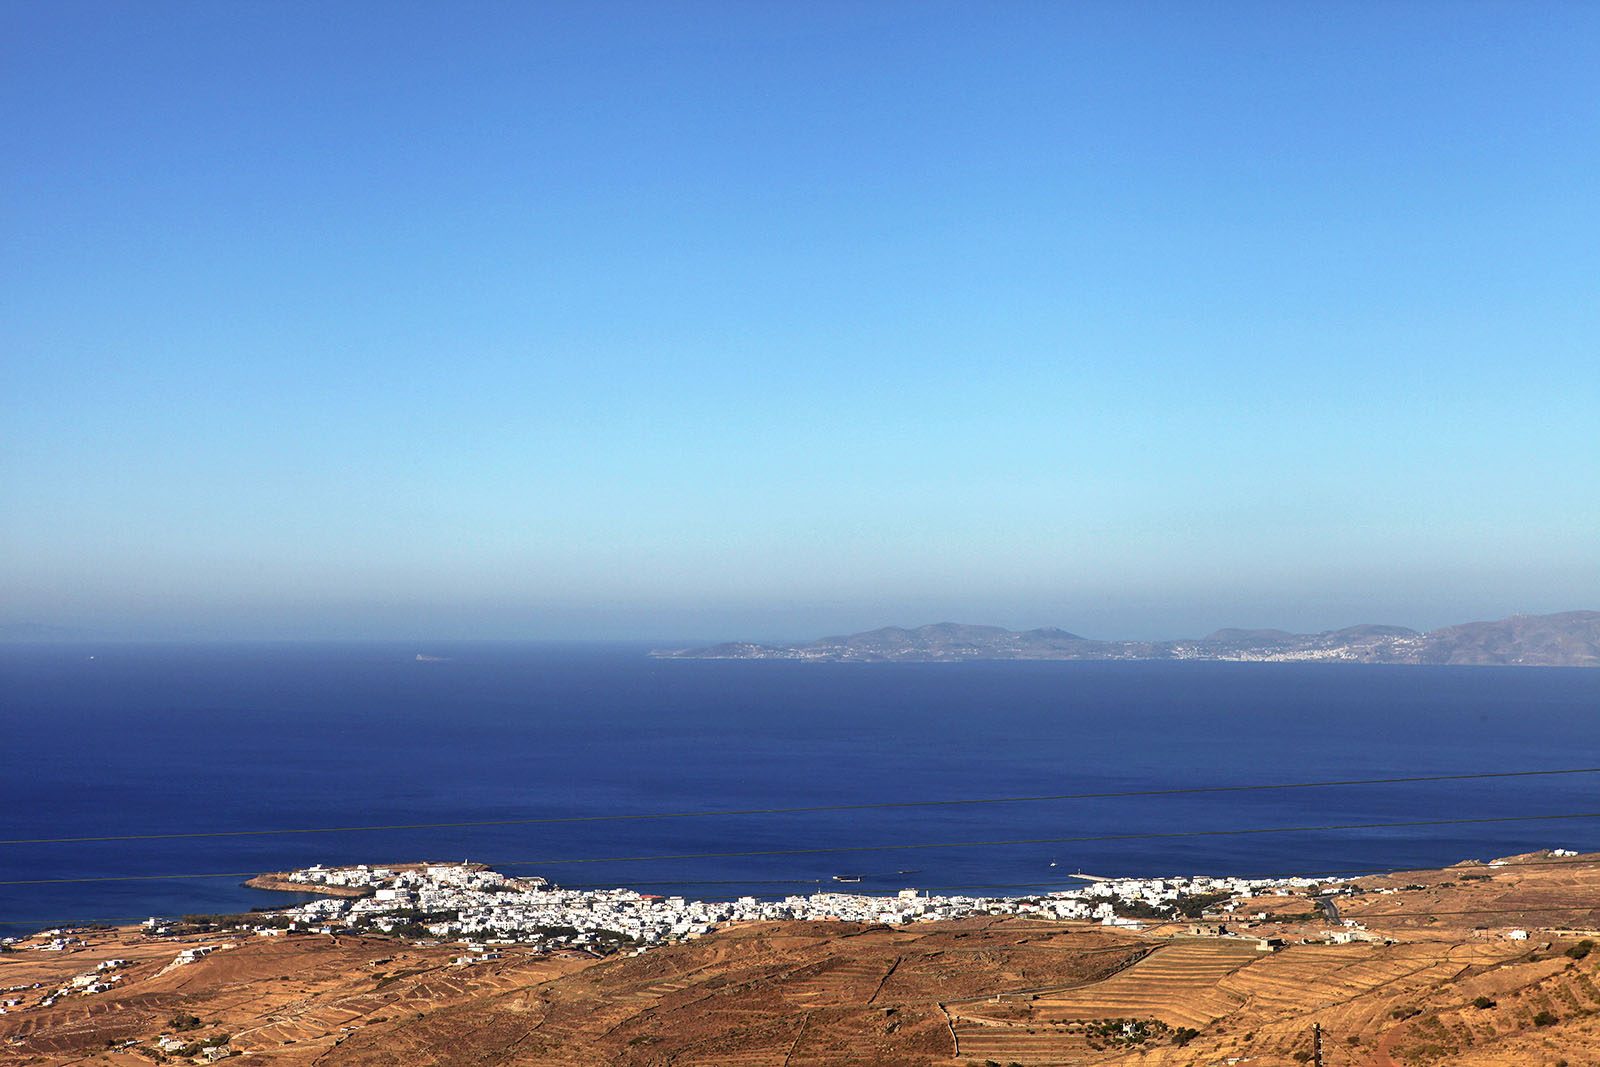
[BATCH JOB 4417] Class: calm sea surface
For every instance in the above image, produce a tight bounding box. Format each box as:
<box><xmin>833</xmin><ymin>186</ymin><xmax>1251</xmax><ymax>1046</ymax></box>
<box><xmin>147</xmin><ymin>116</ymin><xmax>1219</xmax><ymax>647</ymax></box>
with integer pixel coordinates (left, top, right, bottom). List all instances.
<box><xmin>2</xmin><ymin>642</ymin><xmax>1597</xmax><ymax>937</ymax></box>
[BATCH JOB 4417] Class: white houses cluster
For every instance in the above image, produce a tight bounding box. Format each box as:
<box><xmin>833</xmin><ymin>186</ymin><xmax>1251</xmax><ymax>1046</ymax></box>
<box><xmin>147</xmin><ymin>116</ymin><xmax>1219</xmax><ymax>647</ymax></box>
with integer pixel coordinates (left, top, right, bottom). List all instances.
<box><xmin>1</xmin><ymin>958</ymin><xmax>130</xmax><ymax>1012</ymax></box>
<box><xmin>269</xmin><ymin>863</ymin><xmax>1358</xmax><ymax>951</ymax></box>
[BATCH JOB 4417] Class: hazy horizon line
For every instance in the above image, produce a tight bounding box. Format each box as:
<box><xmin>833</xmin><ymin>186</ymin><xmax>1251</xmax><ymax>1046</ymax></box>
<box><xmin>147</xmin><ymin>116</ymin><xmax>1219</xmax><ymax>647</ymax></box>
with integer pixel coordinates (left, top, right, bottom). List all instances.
<box><xmin>4</xmin><ymin>607</ymin><xmax>1593</xmax><ymax>649</ymax></box>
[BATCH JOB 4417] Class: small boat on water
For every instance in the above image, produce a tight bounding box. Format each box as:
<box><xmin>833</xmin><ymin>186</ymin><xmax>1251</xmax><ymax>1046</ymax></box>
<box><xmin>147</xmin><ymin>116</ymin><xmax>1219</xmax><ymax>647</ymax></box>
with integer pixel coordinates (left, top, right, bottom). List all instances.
<box><xmin>830</xmin><ymin>870</ymin><xmax>919</xmax><ymax>882</ymax></box>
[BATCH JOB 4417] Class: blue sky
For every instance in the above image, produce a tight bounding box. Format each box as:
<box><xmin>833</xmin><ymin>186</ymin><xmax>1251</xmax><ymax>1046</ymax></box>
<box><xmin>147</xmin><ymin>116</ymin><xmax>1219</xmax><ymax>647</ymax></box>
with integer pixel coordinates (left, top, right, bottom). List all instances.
<box><xmin>4</xmin><ymin>2</ymin><xmax>1597</xmax><ymax>641</ymax></box>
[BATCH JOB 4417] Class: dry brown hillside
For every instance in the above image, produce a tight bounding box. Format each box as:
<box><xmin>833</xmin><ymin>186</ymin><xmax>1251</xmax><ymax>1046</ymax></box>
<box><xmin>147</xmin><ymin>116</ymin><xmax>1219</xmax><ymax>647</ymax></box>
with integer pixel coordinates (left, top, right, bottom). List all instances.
<box><xmin>3</xmin><ymin>852</ymin><xmax>1597</xmax><ymax>1066</ymax></box>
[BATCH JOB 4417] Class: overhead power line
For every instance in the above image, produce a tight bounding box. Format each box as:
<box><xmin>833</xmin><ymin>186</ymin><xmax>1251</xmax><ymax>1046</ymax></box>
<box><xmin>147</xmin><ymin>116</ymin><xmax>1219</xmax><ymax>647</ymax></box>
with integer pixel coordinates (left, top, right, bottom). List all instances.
<box><xmin>1</xmin><ymin>909</ymin><xmax>1595</xmax><ymax>949</ymax></box>
<box><xmin>6</xmin><ymin>852</ymin><xmax>1599</xmax><ymax>929</ymax></box>
<box><xmin>9</xmin><ymin>856</ymin><xmax>1595</xmax><ymax>918</ymax></box>
<box><xmin>493</xmin><ymin>812</ymin><xmax>1600</xmax><ymax>867</ymax></box>
<box><xmin>4</xmin><ymin>811</ymin><xmax>1595</xmax><ymax>885</ymax></box>
<box><xmin>555</xmin><ymin>855</ymin><xmax>1600</xmax><ymax>889</ymax></box>
<box><xmin>4</xmin><ymin>766</ymin><xmax>1596</xmax><ymax>846</ymax></box>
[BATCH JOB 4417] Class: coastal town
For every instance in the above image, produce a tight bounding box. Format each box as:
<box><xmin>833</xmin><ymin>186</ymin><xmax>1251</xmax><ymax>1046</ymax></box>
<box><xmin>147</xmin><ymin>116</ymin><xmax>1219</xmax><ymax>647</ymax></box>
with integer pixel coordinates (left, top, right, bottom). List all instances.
<box><xmin>239</xmin><ymin>861</ymin><xmax>1374</xmax><ymax>952</ymax></box>
<box><xmin>4</xmin><ymin>851</ymin><xmax>1594</xmax><ymax>1066</ymax></box>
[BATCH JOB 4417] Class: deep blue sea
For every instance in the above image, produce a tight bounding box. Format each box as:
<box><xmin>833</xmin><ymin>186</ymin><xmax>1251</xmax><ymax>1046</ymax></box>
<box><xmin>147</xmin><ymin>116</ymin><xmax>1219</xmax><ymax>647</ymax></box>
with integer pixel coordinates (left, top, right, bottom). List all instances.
<box><xmin>2</xmin><ymin>642</ymin><xmax>1597</xmax><ymax>938</ymax></box>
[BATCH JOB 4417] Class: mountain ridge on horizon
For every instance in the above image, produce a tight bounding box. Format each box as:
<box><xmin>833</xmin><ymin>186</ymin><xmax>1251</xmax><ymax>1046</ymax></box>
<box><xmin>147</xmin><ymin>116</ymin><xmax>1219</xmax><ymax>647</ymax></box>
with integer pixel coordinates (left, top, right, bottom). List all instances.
<box><xmin>655</xmin><ymin>610</ymin><xmax>1600</xmax><ymax>667</ymax></box>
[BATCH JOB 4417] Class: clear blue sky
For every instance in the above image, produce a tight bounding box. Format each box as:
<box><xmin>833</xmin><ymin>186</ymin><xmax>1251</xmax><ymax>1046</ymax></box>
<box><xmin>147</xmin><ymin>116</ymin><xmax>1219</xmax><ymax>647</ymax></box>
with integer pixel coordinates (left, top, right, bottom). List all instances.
<box><xmin>4</xmin><ymin>2</ymin><xmax>1597</xmax><ymax>642</ymax></box>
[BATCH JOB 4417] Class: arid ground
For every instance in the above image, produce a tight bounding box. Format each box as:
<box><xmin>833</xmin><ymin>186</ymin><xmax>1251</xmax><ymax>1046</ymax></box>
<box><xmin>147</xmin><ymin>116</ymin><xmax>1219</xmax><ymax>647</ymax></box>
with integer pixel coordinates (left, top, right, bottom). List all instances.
<box><xmin>4</xmin><ymin>852</ymin><xmax>1596</xmax><ymax>1066</ymax></box>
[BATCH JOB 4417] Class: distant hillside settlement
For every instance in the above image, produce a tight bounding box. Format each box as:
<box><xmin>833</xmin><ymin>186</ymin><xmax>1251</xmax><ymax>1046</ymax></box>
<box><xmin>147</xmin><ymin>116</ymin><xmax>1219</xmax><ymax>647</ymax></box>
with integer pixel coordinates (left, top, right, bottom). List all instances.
<box><xmin>654</xmin><ymin>610</ymin><xmax>1600</xmax><ymax>666</ymax></box>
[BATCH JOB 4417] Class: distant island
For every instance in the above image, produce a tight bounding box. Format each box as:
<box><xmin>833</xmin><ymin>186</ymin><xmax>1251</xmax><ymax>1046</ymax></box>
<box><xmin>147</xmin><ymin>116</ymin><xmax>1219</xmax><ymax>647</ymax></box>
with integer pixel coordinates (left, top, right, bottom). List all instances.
<box><xmin>653</xmin><ymin>610</ymin><xmax>1600</xmax><ymax>667</ymax></box>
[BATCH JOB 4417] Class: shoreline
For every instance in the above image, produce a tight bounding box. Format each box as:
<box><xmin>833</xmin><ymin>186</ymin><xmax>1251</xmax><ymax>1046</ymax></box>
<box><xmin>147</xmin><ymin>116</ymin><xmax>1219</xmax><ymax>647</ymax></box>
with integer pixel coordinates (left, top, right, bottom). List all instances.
<box><xmin>241</xmin><ymin>873</ymin><xmax>371</xmax><ymax>898</ymax></box>
<box><xmin>203</xmin><ymin>850</ymin><xmax>1600</xmax><ymax>953</ymax></box>
<box><xmin>242</xmin><ymin>861</ymin><xmax>493</xmax><ymax>902</ymax></box>
<box><xmin>4</xmin><ymin>851</ymin><xmax>1596</xmax><ymax>1065</ymax></box>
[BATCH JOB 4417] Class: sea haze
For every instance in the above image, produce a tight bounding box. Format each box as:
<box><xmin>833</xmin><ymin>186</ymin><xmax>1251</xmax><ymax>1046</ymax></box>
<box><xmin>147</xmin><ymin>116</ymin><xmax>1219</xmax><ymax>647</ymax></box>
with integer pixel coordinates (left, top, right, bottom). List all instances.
<box><xmin>2</xmin><ymin>642</ymin><xmax>1597</xmax><ymax>937</ymax></box>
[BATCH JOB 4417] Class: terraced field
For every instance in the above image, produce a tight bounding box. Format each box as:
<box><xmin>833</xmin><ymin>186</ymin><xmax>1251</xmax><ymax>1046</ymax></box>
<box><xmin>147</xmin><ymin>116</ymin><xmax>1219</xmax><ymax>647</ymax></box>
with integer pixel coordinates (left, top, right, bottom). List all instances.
<box><xmin>8</xmin><ymin>863</ymin><xmax>1599</xmax><ymax>1067</ymax></box>
<box><xmin>1220</xmin><ymin>942</ymin><xmax>1508</xmax><ymax>1029</ymax></box>
<box><xmin>942</xmin><ymin>940</ymin><xmax>1261</xmax><ymax>1064</ymax></box>
<box><xmin>780</xmin><ymin>952</ymin><xmax>897</xmax><ymax>1004</ymax></box>
<box><xmin>1027</xmin><ymin>938</ymin><xmax>1263</xmax><ymax>1027</ymax></box>
<box><xmin>945</xmin><ymin>938</ymin><xmax>1562</xmax><ymax>1066</ymax></box>
<box><xmin>1380</xmin><ymin>950</ymin><xmax>1600</xmax><ymax>1067</ymax></box>
<box><xmin>948</xmin><ymin>1016</ymin><xmax>1087</xmax><ymax>1065</ymax></box>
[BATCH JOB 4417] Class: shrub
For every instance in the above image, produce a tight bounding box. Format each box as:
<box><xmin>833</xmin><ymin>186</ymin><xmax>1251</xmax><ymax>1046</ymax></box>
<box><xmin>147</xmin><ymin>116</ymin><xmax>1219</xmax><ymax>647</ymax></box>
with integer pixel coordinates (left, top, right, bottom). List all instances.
<box><xmin>1472</xmin><ymin>995</ymin><xmax>1496</xmax><ymax>1009</ymax></box>
<box><xmin>1174</xmin><ymin>890</ymin><xmax>1234</xmax><ymax>918</ymax></box>
<box><xmin>1533</xmin><ymin>1010</ymin><xmax>1559</xmax><ymax>1027</ymax></box>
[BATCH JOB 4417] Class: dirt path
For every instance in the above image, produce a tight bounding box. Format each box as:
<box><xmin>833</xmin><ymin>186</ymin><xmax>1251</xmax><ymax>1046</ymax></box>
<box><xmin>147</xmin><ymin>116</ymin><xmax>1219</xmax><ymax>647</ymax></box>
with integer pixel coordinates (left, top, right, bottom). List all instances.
<box><xmin>1366</xmin><ymin>1021</ymin><xmax>1407</xmax><ymax>1067</ymax></box>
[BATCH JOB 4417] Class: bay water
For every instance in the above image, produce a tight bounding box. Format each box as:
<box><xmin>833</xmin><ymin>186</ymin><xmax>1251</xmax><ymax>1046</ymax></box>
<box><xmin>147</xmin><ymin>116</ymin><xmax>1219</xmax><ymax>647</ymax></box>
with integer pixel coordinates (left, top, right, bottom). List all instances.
<box><xmin>3</xmin><ymin>642</ymin><xmax>1596</xmax><ymax>937</ymax></box>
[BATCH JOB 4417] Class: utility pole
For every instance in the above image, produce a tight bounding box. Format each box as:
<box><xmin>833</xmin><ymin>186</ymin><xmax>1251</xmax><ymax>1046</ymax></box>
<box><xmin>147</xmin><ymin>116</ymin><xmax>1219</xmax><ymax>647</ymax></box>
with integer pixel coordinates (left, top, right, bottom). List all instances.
<box><xmin>1312</xmin><ymin>1022</ymin><xmax>1323</xmax><ymax>1067</ymax></box>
